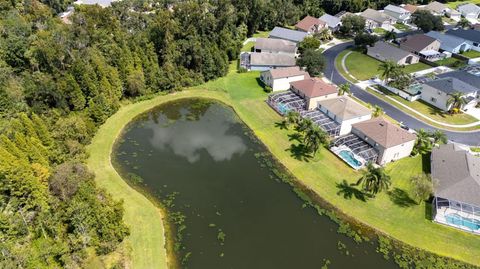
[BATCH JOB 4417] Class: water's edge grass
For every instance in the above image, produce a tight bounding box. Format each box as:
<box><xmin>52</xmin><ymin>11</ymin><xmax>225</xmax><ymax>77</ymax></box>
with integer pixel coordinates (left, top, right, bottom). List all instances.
<box><xmin>88</xmin><ymin>90</ymin><xmax>478</xmax><ymax>269</ymax></box>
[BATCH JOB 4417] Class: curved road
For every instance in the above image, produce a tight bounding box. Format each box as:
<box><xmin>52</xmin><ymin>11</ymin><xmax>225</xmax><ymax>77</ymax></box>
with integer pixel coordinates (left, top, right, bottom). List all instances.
<box><xmin>323</xmin><ymin>42</ymin><xmax>480</xmax><ymax>146</ymax></box>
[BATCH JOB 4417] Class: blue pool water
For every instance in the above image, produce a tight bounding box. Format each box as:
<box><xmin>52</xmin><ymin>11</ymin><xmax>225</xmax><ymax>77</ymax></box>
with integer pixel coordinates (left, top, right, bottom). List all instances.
<box><xmin>445</xmin><ymin>213</ymin><xmax>480</xmax><ymax>231</ymax></box>
<box><xmin>338</xmin><ymin>150</ymin><xmax>363</xmax><ymax>169</ymax></box>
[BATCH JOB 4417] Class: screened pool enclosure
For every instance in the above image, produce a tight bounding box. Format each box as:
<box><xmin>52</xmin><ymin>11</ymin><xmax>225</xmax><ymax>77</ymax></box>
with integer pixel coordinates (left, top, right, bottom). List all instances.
<box><xmin>433</xmin><ymin>197</ymin><xmax>480</xmax><ymax>234</ymax></box>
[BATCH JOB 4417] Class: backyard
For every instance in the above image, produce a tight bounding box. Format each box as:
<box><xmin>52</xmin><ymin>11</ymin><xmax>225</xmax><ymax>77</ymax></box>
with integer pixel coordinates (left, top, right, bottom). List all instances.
<box><xmin>394</xmin><ymin>23</ymin><xmax>411</xmax><ymax>31</ymax></box>
<box><xmin>88</xmin><ymin>61</ymin><xmax>480</xmax><ymax>268</ymax></box>
<box><xmin>462</xmin><ymin>50</ymin><xmax>480</xmax><ymax>59</ymax></box>
<box><xmin>435</xmin><ymin>57</ymin><xmax>468</xmax><ymax>68</ymax></box>
<box><xmin>447</xmin><ymin>0</ymin><xmax>480</xmax><ymax>8</ymax></box>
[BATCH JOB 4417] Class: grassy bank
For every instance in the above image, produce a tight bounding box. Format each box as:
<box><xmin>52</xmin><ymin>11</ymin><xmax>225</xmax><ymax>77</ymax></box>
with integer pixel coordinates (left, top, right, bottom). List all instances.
<box><xmin>88</xmin><ymin>63</ymin><xmax>480</xmax><ymax>267</ymax></box>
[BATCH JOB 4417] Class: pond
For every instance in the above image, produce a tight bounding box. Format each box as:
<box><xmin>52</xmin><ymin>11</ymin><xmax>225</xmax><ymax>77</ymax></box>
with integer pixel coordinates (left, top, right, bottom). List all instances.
<box><xmin>112</xmin><ymin>98</ymin><xmax>398</xmax><ymax>268</ymax></box>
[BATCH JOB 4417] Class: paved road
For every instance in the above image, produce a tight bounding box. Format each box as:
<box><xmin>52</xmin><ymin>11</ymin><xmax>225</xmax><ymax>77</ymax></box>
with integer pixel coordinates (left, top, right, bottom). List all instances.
<box><xmin>323</xmin><ymin>42</ymin><xmax>480</xmax><ymax>146</ymax></box>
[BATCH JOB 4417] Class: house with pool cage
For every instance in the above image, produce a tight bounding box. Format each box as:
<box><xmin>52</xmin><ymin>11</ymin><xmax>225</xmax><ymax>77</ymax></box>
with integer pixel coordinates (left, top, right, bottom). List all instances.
<box><xmin>331</xmin><ymin>117</ymin><xmax>416</xmax><ymax>169</ymax></box>
<box><xmin>431</xmin><ymin>144</ymin><xmax>480</xmax><ymax>234</ymax></box>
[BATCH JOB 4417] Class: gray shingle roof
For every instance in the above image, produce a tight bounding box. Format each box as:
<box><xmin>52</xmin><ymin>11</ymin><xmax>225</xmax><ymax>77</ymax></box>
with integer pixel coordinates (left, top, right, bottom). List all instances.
<box><xmin>425</xmin><ymin>31</ymin><xmax>469</xmax><ymax>52</ymax></box>
<box><xmin>361</xmin><ymin>8</ymin><xmax>394</xmax><ymax>23</ymax></box>
<box><xmin>319</xmin><ymin>14</ymin><xmax>341</xmax><ymax>28</ymax></box>
<box><xmin>250</xmin><ymin>52</ymin><xmax>296</xmax><ymax>66</ymax></box>
<box><xmin>423</xmin><ymin>77</ymin><xmax>478</xmax><ymax>95</ymax></box>
<box><xmin>437</xmin><ymin>70</ymin><xmax>480</xmax><ymax>90</ymax></box>
<box><xmin>368</xmin><ymin>41</ymin><xmax>416</xmax><ymax>62</ymax></box>
<box><xmin>317</xmin><ymin>96</ymin><xmax>371</xmax><ymax>120</ymax></box>
<box><xmin>431</xmin><ymin>144</ymin><xmax>480</xmax><ymax>206</ymax></box>
<box><xmin>385</xmin><ymin>4</ymin><xmax>409</xmax><ymax>14</ymax></box>
<box><xmin>269</xmin><ymin>27</ymin><xmax>308</xmax><ymax>43</ymax></box>
<box><xmin>446</xmin><ymin>29</ymin><xmax>480</xmax><ymax>44</ymax></box>
<box><xmin>457</xmin><ymin>3</ymin><xmax>480</xmax><ymax>15</ymax></box>
<box><xmin>254</xmin><ymin>38</ymin><xmax>297</xmax><ymax>54</ymax></box>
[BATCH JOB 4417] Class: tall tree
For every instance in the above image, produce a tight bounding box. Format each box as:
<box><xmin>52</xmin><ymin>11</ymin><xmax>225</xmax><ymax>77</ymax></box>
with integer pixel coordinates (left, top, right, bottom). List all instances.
<box><xmin>355</xmin><ymin>163</ymin><xmax>391</xmax><ymax>196</ymax></box>
<box><xmin>296</xmin><ymin>49</ymin><xmax>326</xmax><ymax>76</ymax></box>
<box><xmin>446</xmin><ymin>92</ymin><xmax>467</xmax><ymax>114</ymax></box>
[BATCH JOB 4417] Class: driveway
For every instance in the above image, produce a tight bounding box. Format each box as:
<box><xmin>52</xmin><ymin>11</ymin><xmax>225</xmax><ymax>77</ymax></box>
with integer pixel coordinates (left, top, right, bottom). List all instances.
<box><xmin>323</xmin><ymin>41</ymin><xmax>480</xmax><ymax>146</ymax></box>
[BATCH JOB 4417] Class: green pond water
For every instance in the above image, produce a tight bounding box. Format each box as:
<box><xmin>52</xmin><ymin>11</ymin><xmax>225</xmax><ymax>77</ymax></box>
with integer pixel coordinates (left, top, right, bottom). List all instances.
<box><xmin>112</xmin><ymin>98</ymin><xmax>398</xmax><ymax>269</ymax></box>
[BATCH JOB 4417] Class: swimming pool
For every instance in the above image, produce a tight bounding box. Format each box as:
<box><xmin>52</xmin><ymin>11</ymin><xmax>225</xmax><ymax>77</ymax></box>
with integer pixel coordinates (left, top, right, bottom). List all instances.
<box><xmin>338</xmin><ymin>150</ymin><xmax>363</xmax><ymax>169</ymax></box>
<box><xmin>445</xmin><ymin>213</ymin><xmax>480</xmax><ymax>231</ymax></box>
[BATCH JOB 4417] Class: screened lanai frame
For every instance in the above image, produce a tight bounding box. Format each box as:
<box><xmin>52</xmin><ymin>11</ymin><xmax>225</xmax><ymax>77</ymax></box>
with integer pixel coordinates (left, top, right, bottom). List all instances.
<box><xmin>331</xmin><ymin>134</ymin><xmax>379</xmax><ymax>164</ymax></box>
<box><xmin>267</xmin><ymin>91</ymin><xmax>341</xmax><ymax>137</ymax></box>
<box><xmin>433</xmin><ymin>197</ymin><xmax>480</xmax><ymax>235</ymax></box>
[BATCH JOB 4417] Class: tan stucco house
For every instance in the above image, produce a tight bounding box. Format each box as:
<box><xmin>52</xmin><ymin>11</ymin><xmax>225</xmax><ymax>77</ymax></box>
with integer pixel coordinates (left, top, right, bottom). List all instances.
<box><xmin>260</xmin><ymin>67</ymin><xmax>310</xmax><ymax>92</ymax></box>
<box><xmin>351</xmin><ymin>118</ymin><xmax>416</xmax><ymax>165</ymax></box>
<box><xmin>290</xmin><ymin>78</ymin><xmax>338</xmax><ymax>110</ymax></box>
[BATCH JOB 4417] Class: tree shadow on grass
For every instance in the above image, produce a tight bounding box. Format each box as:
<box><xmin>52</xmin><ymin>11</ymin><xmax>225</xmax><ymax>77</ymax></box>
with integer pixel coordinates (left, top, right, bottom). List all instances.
<box><xmin>387</xmin><ymin>187</ymin><xmax>417</xmax><ymax>207</ymax></box>
<box><xmin>421</xmin><ymin>153</ymin><xmax>431</xmax><ymax>174</ymax></box>
<box><xmin>287</xmin><ymin>143</ymin><xmax>312</xmax><ymax>162</ymax></box>
<box><xmin>424</xmin><ymin>197</ymin><xmax>434</xmax><ymax>221</ymax></box>
<box><xmin>287</xmin><ymin>132</ymin><xmax>303</xmax><ymax>143</ymax></box>
<box><xmin>274</xmin><ymin>121</ymin><xmax>288</xmax><ymax>130</ymax></box>
<box><xmin>336</xmin><ymin>180</ymin><xmax>369</xmax><ymax>202</ymax></box>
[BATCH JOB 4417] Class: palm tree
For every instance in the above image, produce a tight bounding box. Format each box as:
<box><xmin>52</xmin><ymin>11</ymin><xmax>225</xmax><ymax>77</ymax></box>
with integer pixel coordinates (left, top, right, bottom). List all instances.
<box><xmin>384</xmin><ymin>30</ymin><xmax>397</xmax><ymax>41</ymax></box>
<box><xmin>295</xmin><ymin>118</ymin><xmax>314</xmax><ymax>134</ymax></box>
<box><xmin>372</xmin><ymin>105</ymin><xmax>384</xmax><ymax>117</ymax></box>
<box><xmin>285</xmin><ymin>110</ymin><xmax>301</xmax><ymax>128</ymax></box>
<box><xmin>355</xmin><ymin>163</ymin><xmax>391</xmax><ymax>196</ymax></box>
<box><xmin>431</xmin><ymin>130</ymin><xmax>447</xmax><ymax>145</ymax></box>
<box><xmin>378</xmin><ymin>61</ymin><xmax>400</xmax><ymax>84</ymax></box>
<box><xmin>446</xmin><ymin>91</ymin><xmax>467</xmax><ymax>114</ymax></box>
<box><xmin>303</xmin><ymin>125</ymin><xmax>329</xmax><ymax>155</ymax></box>
<box><xmin>413</xmin><ymin>129</ymin><xmax>432</xmax><ymax>155</ymax></box>
<box><xmin>338</xmin><ymin>83</ymin><xmax>351</xmax><ymax>96</ymax></box>
<box><xmin>457</xmin><ymin>18</ymin><xmax>471</xmax><ymax>29</ymax></box>
<box><xmin>315</xmin><ymin>28</ymin><xmax>332</xmax><ymax>41</ymax></box>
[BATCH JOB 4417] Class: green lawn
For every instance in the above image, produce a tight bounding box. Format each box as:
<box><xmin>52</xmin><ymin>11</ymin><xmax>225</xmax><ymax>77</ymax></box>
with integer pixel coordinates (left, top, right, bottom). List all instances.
<box><xmin>371</xmin><ymin>86</ymin><xmax>480</xmax><ymax>128</ymax></box>
<box><xmin>462</xmin><ymin>50</ymin><xmax>480</xmax><ymax>59</ymax></box>
<box><xmin>88</xmin><ymin>62</ymin><xmax>480</xmax><ymax>268</ymax></box>
<box><xmin>344</xmin><ymin>50</ymin><xmax>382</xmax><ymax>80</ymax></box>
<box><xmin>447</xmin><ymin>0</ymin><xmax>480</xmax><ymax>8</ymax></box>
<box><xmin>373</xmin><ymin>27</ymin><xmax>388</xmax><ymax>35</ymax></box>
<box><xmin>241</xmin><ymin>41</ymin><xmax>255</xmax><ymax>52</ymax></box>
<box><xmin>252</xmin><ymin>30</ymin><xmax>269</xmax><ymax>38</ymax></box>
<box><xmin>403</xmin><ymin>62</ymin><xmax>431</xmax><ymax>73</ymax></box>
<box><xmin>394</xmin><ymin>23</ymin><xmax>411</xmax><ymax>31</ymax></box>
<box><xmin>435</xmin><ymin>57</ymin><xmax>468</xmax><ymax>68</ymax></box>
<box><xmin>334</xmin><ymin>49</ymin><xmax>359</xmax><ymax>82</ymax></box>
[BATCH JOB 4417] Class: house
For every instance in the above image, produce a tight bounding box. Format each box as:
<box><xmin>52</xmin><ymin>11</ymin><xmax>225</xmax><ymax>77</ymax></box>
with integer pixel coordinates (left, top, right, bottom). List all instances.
<box><xmin>403</xmin><ymin>4</ymin><xmax>418</xmax><ymax>14</ymax></box>
<box><xmin>367</xmin><ymin>41</ymin><xmax>420</xmax><ymax>65</ymax></box>
<box><xmin>384</xmin><ymin>4</ymin><xmax>411</xmax><ymax>23</ymax></box>
<box><xmin>260</xmin><ymin>67</ymin><xmax>309</xmax><ymax>91</ymax></box>
<box><xmin>351</xmin><ymin>117</ymin><xmax>416</xmax><ymax>165</ymax></box>
<box><xmin>457</xmin><ymin>3</ymin><xmax>480</xmax><ymax>20</ymax></box>
<box><xmin>446</xmin><ymin>29</ymin><xmax>480</xmax><ymax>51</ymax></box>
<box><xmin>295</xmin><ymin>16</ymin><xmax>327</xmax><ymax>34</ymax></box>
<box><xmin>424</xmin><ymin>1</ymin><xmax>448</xmax><ymax>16</ymax></box>
<box><xmin>426</xmin><ymin>31</ymin><xmax>471</xmax><ymax>53</ymax></box>
<box><xmin>319</xmin><ymin>14</ymin><xmax>342</xmax><ymax>31</ymax></box>
<box><xmin>399</xmin><ymin>34</ymin><xmax>443</xmax><ymax>61</ymax></box>
<box><xmin>290</xmin><ymin>78</ymin><xmax>338</xmax><ymax>110</ymax></box>
<box><xmin>269</xmin><ymin>27</ymin><xmax>309</xmax><ymax>43</ymax></box>
<box><xmin>73</xmin><ymin>0</ymin><xmax>116</xmax><ymax>7</ymax></box>
<box><xmin>420</xmin><ymin>77</ymin><xmax>478</xmax><ymax>111</ymax></box>
<box><xmin>335</xmin><ymin>11</ymin><xmax>353</xmax><ymax>19</ymax></box>
<box><xmin>317</xmin><ymin>96</ymin><xmax>372</xmax><ymax>135</ymax></box>
<box><xmin>437</xmin><ymin>70</ymin><xmax>480</xmax><ymax>93</ymax></box>
<box><xmin>241</xmin><ymin>52</ymin><xmax>296</xmax><ymax>71</ymax></box>
<box><xmin>253</xmin><ymin>38</ymin><xmax>297</xmax><ymax>55</ymax></box>
<box><xmin>446</xmin><ymin>8</ymin><xmax>462</xmax><ymax>21</ymax></box>
<box><xmin>431</xmin><ymin>144</ymin><xmax>480</xmax><ymax>234</ymax></box>
<box><xmin>360</xmin><ymin>8</ymin><xmax>396</xmax><ymax>30</ymax></box>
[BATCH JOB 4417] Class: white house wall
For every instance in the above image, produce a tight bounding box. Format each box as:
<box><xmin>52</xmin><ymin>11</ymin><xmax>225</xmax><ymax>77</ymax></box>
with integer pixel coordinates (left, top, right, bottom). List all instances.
<box><xmin>271</xmin><ymin>75</ymin><xmax>307</xmax><ymax>91</ymax></box>
<box><xmin>339</xmin><ymin>115</ymin><xmax>373</xmax><ymax>136</ymax></box>
<box><xmin>378</xmin><ymin>140</ymin><xmax>415</xmax><ymax>165</ymax></box>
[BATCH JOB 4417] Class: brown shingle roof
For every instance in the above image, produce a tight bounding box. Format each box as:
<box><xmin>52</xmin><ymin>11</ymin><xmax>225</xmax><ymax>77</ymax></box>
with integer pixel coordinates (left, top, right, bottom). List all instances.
<box><xmin>295</xmin><ymin>16</ymin><xmax>325</xmax><ymax>32</ymax></box>
<box><xmin>403</xmin><ymin>4</ymin><xmax>418</xmax><ymax>13</ymax></box>
<box><xmin>352</xmin><ymin>117</ymin><xmax>416</xmax><ymax>148</ymax></box>
<box><xmin>290</xmin><ymin>78</ymin><xmax>338</xmax><ymax>98</ymax></box>
<box><xmin>267</xmin><ymin>66</ymin><xmax>310</xmax><ymax>79</ymax></box>
<box><xmin>400</xmin><ymin>34</ymin><xmax>438</xmax><ymax>52</ymax></box>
